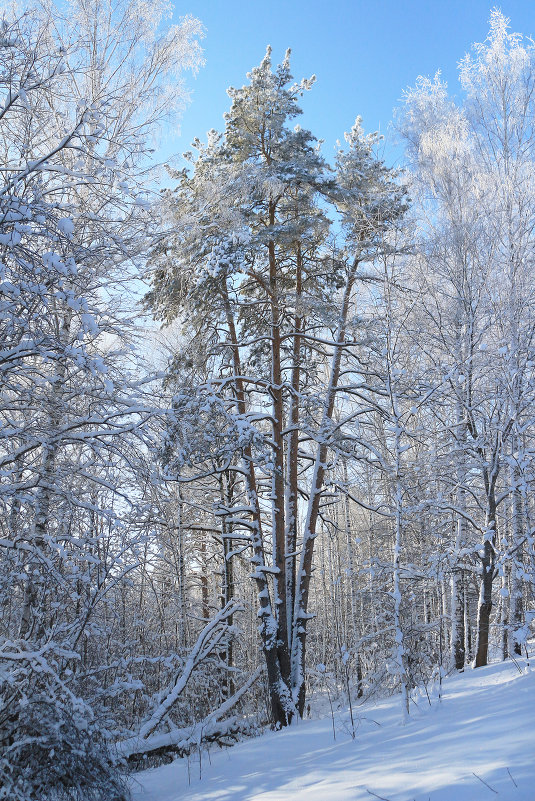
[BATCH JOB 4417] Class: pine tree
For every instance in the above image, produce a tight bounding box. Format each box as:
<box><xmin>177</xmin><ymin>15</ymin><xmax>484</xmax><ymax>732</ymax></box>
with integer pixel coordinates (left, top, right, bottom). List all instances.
<box><xmin>148</xmin><ymin>48</ymin><xmax>406</xmax><ymax>725</ymax></box>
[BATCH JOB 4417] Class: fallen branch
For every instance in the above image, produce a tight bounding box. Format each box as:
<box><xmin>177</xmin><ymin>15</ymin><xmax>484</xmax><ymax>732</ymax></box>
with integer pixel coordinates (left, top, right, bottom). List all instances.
<box><xmin>119</xmin><ymin>665</ymin><xmax>263</xmax><ymax>763</ymax></box>
<box><xmin>139</xmin><ymin>600</ymin><xmax>242</xmax><ymax>740</ymax></box>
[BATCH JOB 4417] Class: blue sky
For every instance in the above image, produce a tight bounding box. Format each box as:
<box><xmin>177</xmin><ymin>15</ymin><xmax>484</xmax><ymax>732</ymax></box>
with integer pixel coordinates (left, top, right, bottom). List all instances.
<box><xmin>167</xmin><ymin>0</ymin><xmax>535</xmax><ymax>167</ymax></box>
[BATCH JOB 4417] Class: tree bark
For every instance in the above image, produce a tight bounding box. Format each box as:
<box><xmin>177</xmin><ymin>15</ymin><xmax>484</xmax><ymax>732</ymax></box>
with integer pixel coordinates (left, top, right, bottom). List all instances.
<box><xmin>222</xmin><ymin>280</ymin><xmax>294</xmax><ymax>726</ymax></box>
<box><xmin>291</xmin><ymin>260</ymin><xmax>358</xmax><ymax>716</ymax></box>
<box><xmin>474</xmin><ymin>499</ymin><xmax>497</xmax><ymax>667</ymax></box>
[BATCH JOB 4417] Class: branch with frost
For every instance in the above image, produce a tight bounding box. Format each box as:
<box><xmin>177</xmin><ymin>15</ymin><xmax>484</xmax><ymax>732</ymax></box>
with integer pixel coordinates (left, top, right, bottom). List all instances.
<box><xmin>118</xmin><ymin>666</ymin><xmax>263</xmax><ymax>761</ymax></box>
<box><xmin>137</xmin><ymin>600</ymin><xmax>242</xmax><ymax>740</ymax></box>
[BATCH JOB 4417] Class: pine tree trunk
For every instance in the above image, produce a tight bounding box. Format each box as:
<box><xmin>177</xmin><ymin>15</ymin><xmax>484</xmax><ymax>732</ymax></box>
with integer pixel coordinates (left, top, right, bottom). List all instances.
<box><xmin>223</xmin><ymin>280</ymin><xmax>294</xmax><ymax>726</ymax></box>
<box><xmin>285</xmin><ymin>241</ymin><xmax>303</xmax><ymax>659</ymax></box>
<box><xmin>291</xmin><ymin>262</ymin><xmax>358</xmax><ymax>717</ymax></box>
<box><xmin>268</xmin><ymin>225</ymin><xmax>292</xmax><ymax>696</ymax></box>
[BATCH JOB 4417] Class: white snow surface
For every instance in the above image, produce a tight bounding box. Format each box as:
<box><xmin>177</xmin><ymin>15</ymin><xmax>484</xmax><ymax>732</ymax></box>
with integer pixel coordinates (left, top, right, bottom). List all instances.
<box><xmin>131</xmin><ymin>658</ymin><xmax>534</xmax><ymax>801</ymax></box>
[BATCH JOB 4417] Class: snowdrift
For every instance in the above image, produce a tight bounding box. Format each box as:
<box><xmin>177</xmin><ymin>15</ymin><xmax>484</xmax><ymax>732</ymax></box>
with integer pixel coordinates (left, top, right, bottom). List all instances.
<box><xmin>131</xmin><ymin>658</ymin><xmax>534</xmax><ymax>801</ymax></box>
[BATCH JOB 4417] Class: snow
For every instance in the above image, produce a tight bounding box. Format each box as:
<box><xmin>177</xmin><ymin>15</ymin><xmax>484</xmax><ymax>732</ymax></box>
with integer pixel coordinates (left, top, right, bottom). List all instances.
<box><xmin>57</xmin><ymin>217</ymin><xmax>75</xmax><ymax>237</ymax></box>
<box><xmin>131</xmin><ymin>658</ymin><xmax>535</xmax><ymax>801</ymax></box>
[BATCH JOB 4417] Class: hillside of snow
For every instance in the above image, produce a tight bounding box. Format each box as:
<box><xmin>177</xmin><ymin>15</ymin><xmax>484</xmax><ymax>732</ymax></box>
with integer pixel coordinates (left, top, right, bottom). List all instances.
<box><xmin>130</xmin><ymin>658</ymin><xmax>535</xmax><ymax>801</ymax></box>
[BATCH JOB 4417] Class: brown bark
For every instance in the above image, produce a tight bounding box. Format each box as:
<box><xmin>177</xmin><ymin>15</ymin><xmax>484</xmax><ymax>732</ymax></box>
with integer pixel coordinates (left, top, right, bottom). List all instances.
<box><xmin>268</xmin><ymin>206</ymin><xmax>291</xmax><ymax>688</ymax></box>
<box><xmin>219</xmin><ymin>471</ymin><xmax>235</xmax><ymax>698</ymax></box>
<box><xmin>292</xmin><ymin>260</ymin><xmax>358</xmax><ymax>716</ymax></box>
<box><xmin>286</xmin><ymin>241</ymin><xmax>303</xmax><ymax>649</ymax></box>
<box><xmin>222</xmin><ymin>280</ymin><xmax>292</xmax><ymax>726</ymax></box>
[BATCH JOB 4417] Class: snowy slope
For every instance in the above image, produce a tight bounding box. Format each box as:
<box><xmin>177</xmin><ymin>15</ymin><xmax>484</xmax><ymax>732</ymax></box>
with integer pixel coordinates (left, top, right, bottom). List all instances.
<box><xmin>131</xmin><ymin>658</ymin><xmax>535</xmax><ymax>801</ymax></box>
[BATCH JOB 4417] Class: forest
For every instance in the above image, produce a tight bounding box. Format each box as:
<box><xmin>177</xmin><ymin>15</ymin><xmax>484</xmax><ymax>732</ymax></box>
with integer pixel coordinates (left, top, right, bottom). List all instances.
<box><xmin>1</xmin><ymin>3</ymin><xmax>534</xmax><ymax>799</ymax></box>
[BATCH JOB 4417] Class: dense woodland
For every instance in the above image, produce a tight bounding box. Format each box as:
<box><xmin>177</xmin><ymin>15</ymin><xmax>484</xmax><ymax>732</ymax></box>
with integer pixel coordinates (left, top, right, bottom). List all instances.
<box><xmin>1</xmin><ymin>3</ymin><xmax>535</xmax><ymax>799</ymax></box>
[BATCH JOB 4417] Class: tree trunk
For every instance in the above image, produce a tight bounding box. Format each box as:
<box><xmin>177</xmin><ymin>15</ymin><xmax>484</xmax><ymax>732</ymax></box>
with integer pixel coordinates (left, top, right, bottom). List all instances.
<box><xmin>222</xmin><ymin>280</ymin><xmax>294</xmax><ymax>726</ymax></box>
<box><xmin>451</xmin><ymin>568</ymin><xmax>466</xmax><ymax>670</ymax></box>
<box><xmin>285</xmin><ymin>241</ymin><xmax>303</xmax><ymax>658</ymax></box>
<box><xmin>474</xmin><ymin>515</ymin><xmax>496</xmax><ymax>667</ymax></box>
<box><xmin>291</xmin><ymin>261</ymin><xmax>358</xmax><ymax>716</ymax></box>
<box><xmin>510</xmin><ymin>463</ymin><xmax>525</xmax><ymax>656</ymax></box>
<box><xmin>474</xmin><ymin>461</ymin><xmax>498</xmax><ymax>668</ymax></box>
<box><xmin>268</xmin><ymin>219</ymin><xmax>292</xmax><ymax>702</ymax></box>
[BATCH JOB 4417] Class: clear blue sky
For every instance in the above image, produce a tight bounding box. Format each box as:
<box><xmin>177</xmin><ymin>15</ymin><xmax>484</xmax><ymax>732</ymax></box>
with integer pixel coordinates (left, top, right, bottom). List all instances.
<box><xmin>167</xmin><ymin>0</ymin><xmax>534</xmax><ymax>168</ymax></box>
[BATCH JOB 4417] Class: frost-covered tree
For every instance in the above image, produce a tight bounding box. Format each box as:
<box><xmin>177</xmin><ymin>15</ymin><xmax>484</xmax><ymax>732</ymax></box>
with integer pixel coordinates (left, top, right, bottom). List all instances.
<box><xmin>399</xmin><ymin>10</ymin><xmax>535</xmax><ymax>669</ymax></box>
<box><xmin>0</xmin><ymin>4</ymin><xmax>203</xmax><ymax>797</ymax></box>
<box><xmin>147</xmin><ymin>48</ymin><xmax>406</xmax><ymax>726</ymax></box>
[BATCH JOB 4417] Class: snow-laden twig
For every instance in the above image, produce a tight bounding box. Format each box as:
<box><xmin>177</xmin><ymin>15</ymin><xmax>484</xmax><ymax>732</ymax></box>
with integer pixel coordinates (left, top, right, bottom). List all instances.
<box><xmin>138</xmin><ymin>600</ymin><xmax>242</xmax><ymax>740</ymax></box>
<box><xmin>119</xmin><ymin>666</ymin><xmax>263</xmax><ymax>760</ymax></box>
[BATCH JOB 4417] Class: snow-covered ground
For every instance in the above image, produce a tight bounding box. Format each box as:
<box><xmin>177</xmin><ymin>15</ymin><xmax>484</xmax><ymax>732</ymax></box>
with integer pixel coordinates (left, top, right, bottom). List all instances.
<box><xmin>131</xmin><ymin>658</ymin><xmax>535</xmax><ymax>801</ymax></box>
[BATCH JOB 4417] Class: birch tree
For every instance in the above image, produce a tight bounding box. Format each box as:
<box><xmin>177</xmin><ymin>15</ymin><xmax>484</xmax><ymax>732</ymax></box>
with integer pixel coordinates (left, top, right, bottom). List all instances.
<box><xmin>0</xmin><ymin>4</ymin><xmax>202</xmax><ymax>797</ymax></box>
<box><xmin>400</xmin><ymin>10</ymin><xmax>535</xmax><ymax>668</ymax></box>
